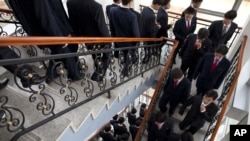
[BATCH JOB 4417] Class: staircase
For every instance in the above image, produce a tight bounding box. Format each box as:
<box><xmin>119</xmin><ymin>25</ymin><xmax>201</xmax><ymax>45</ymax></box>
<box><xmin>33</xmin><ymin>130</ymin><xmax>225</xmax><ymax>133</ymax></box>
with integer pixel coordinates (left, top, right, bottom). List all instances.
<box><xmin>0</xmin><ymin>46</ymin><xmax>164</xmax><ymax>141</ymax></box>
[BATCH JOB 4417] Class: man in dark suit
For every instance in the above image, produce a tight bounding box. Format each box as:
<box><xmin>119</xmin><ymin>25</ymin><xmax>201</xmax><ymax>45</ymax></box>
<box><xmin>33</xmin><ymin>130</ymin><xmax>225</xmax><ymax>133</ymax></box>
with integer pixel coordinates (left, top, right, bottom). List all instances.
<box><xmin>106</xmin><ymin>0</ymin><xmax>121</xmax><ymax>19</ymax></box>
<box><xmin>129</xmin><ymin>119</ymin><xmax>141</xmax><ymax>141</ymax></box>
<box><xmin>99</xmin><ymin>125</ymin><xmax>115</xmax><ymax>141</ymax></box>
<box><xmin>147</xmin><ymin>111</ymin><xmax>173</xmax><ymax>141</ymax></box>
<box><xmin>208</xmin><ymin>10</ymin><xmax>238</xmax><ymax>51</ymax></box>
<box><xmin>193</xmin><ymin>44</ymin><xmax>231</xmax><ymax>95</ymax></box>
<box><xmin>67</xmin><ymin>0</ymin><xmax>110</xmax><ymax>82</ymax></box>
<box><xmin>109</xmin><ymin>0</ymin><xmax>140</xmax><ymax>76</ymax></box>
<box><xmin>159</xmin><ymin>68</ymin><xmax>191</xmax><ymax>117</ymax></box>
<box><xmin>130</xmin><ymin>8</ymin><xmax>142</xmax><ymax>36</ymax></box>
<box><xmin>127</xmin><ymin>108</ymin><xmax>137</xmax><ymax>125</ymax></box>
<box><xmin>179</xmin><ymin>90</ymin><xmax>219</xmax><ymax>134</ymax></box>
<box><xmin>0</xmin><ymin>46</ymin><xmax>46</xmax><ymax>88</ymax></box>
<box><xmin>113</xmin><ymin>117</ymin><xmax>129</xmax><ymax>140</ymax></box>
<box><xmin>157</xmin><ymin>0</ymin><xmax>171</xmax><ymax>38</ymax></box>
<box><xmin>173</xmin><ymin>7</ymin><xmax>196</xmax><ymax>63</ymax></box>
<box><xmin>180</xmin><ymin>28</ymin><xmax>212</xmax><ymax>81</ymax></box>
<box><xmin>141</xmin><ymin>0</ymin><xmax>162</xmax><ymax>63</ymax></box>
<box><xmin>8</xmin><ymin>0</ymin><xmax>81</xmax><ymax>82</ymax></box>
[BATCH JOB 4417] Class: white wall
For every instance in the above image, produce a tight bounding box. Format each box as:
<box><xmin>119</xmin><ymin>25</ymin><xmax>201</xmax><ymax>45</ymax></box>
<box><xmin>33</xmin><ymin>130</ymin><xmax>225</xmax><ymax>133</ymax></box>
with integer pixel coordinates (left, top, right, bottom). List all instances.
<box><xmin>230</xmin><ymin>13</ymin><xmax>250</xmax><ymax>122</ymax></box>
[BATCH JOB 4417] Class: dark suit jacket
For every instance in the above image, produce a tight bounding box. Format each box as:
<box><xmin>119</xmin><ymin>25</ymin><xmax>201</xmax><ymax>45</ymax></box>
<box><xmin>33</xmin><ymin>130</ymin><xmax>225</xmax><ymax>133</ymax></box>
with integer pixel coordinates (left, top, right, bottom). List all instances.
<box><xmin>109</xmin><ymin>6</ymin><xmax>140</xmax><ymax>47</ymax></box>
<box><xmin>129</xmin><ymin>125</ymin><xmax>139</xmax><ymax>141</ymax></box>
<box><xmin>127</xmin><ymin>112</ymin><xmax>137</xmax><ymax>125</ymax></box>
<box><xmin>181</xmin><ymin>34</ymin><xmax>212</xmax><ymax>65</ymax></box>
<box><xmin>130</xmin><ymin>8</ymin><xmax>142</xmax><ymax>36</ymax></box>
<box><xmin>99</xmin><ymin>131</ymin><xmax>114</xmax><ymax>141</ymax></box>
<box><xmin>180</xmin><ymin>95</ymin><xmax>219</xmax><ymax>128</ymax></box>
<box><xmin>106</xmin><ymin>3</ymin><xmax>119</xmax><ymax>19</ymax></box>
<box><xmin>208</xmin><ymin>20</ymin><xmax>238</xmax><ymax>50</ymax></box>
<box><xmin>193</xmin><ymin>53</ymin><xmax>231</xmax><ymax>89</ymax></box>
<box><xmin>162</xmin><ymin>75</ymin><xmax>191</xmax><ymax>105</ymax></box>
<box><xmin>157</xmin><ymin>7</ymin><xmax>168</xmax><ymax>37</ymax></box>
<box><xmin>113</xmin><ymin>123</ymin><xmax>129</xmax><ymax>137</ymax></box>
<box><xmin>173</xmin><ymin>17</ymin><xmax>196</xmax><ymax>42</ymax></box>
<box><xmin>141</xmin><ymin>7</ymin><xmax>159</xmax><ymax>38</ymax></box>
<box><xmin>9</xmin><ymin>0</ymin><xmax>72</xmax><ymax>36</ymax></box>
<box><xmin>67</xmin><ymin>0</ymin><xmax>109</xmax><ymax>37</ymax></box>
<box><xmin>147</xmin><ymin>112</ymin><xmax>173</xmax><ymax>141</ymax></box>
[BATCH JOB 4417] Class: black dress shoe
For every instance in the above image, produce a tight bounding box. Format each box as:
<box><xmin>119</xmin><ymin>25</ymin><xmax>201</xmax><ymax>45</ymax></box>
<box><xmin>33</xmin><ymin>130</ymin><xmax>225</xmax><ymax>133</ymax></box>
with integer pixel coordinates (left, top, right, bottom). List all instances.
<box><xmin>21</xmin><ymin>74</ymin><xmax>47</xmax><ymax>88</ymax></box>
<box><xmin>90</xmin><ymin>72</ymin><xmax>103</xmax><ymax>82</ymax></box>
<box><xmin>0</xmin><ymin>78</ymin><xmax>9</xmax><ymax>89</ymax></box>
<box><xmin>0</xmin><ymin>110</ymin><xmax>6</xmax><ymax>120</ymax></box>
<box><xmin>142</xmin><ymin>57</ymin><xmax>149</xmax><ymax>64</ymax></box>
<box><xmin>30</xmin><ymin>74</ymin><xmax>47</xmax><ymax>85</ymax></box>
<box><xmin>45</xmin><ymin>78</ymin><xmax>53</xmax><ymax>84</ymax></box>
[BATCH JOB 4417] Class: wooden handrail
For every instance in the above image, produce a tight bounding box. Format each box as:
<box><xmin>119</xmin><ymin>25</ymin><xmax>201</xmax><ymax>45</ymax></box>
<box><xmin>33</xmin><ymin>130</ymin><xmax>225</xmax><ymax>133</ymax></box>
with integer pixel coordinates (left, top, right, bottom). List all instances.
<box><xmin>0</xmin><ymin>8</ymin><xmax>13</xmax><ymax>14</ymax></box>
<box><xmin>0</xmin><ymin>36</ymin><xmax>173</xmax><ymax>46</ymax></box>
<box><xmin>209</xmin><ymin>35</ymin><xmax>247</xmax><ymax>141</ymax></box>
<box><xmin>133</xmin><ymin>39</ymin><xmax>179</xmax><ymax>141</ymax></box>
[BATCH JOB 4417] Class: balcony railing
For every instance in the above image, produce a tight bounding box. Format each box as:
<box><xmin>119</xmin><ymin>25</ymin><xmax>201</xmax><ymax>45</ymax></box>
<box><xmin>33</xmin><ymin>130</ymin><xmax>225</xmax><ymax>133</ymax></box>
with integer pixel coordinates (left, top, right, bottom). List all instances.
<box><xmin>0</xmin><ymin>36</ymin><xmax>177</xmax><ymax>141</ymax></box>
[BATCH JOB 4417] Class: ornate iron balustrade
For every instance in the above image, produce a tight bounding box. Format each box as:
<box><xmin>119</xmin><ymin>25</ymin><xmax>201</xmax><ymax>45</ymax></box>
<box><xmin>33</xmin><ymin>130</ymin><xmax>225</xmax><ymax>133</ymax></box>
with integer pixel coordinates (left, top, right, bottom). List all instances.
<box><xmin>0</xmin><ymin>8</ymin><xmax>50</xmax><ymax>60</ymax></box>
<box><xmin>0</xmin><ymin>36</ymin><xmax>177</xmax><ymax>141</ymax></box>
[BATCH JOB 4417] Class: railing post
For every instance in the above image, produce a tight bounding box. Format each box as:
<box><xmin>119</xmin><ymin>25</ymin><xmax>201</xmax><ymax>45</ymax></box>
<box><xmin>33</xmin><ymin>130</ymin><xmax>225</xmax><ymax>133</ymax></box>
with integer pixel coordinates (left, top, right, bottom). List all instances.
<box><xmin>107</xmin><ymin>91</ymin><xmax>111</xmax><ymax>99</ymax></box>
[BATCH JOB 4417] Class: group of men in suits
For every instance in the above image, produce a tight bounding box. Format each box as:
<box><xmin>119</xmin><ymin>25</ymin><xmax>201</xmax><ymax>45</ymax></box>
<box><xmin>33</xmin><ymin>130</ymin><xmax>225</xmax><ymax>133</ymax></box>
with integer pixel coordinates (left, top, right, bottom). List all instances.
<box><xmin>158</xmin><ymin>0</ymin><xmax>237</xmax><ymax>137</ymax></box>
<box><xmin>0</xmin><ymin>0</ymin><xmax>113</xmax><ymax>86</ymax></box>
<box><xmin>108</xmin><ymin>0</ymin><xmax>140</xmax><ymax>76</ymax></box>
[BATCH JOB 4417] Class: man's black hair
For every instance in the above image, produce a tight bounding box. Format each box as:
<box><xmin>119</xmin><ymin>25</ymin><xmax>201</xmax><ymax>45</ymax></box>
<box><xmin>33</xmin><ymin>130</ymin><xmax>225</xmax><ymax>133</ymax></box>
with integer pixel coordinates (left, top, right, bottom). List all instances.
<box><xmin>224</xmin><ymin>10</ymin><xmax>237</xmax><ymax>20</ymax></box>
<box><xmin>198</xmin><ymin>28</ymin><xmax>209</xmax><ymax>39</ymax></box>
<box><xmin>192</xmin><ymin>0</ymin><xmax>203</xmax><ymax>3</ymax></box>
<box><xmin>215</xmin><ymin>44</ymin><xmax>229</xmax><ymax>56</ymax></box>
<box><xmin>171</xmin><ymin>68</ymin><xmax>184</xmax><ymax>79</ymax></box>
<box><xmin>152</xmin><ymin>0</ymin><xmax>163</xmax><ymax>5</ymax></box>
<box><xmin>205</xmin><ymin>90</ymin><xmax>218</xmax><ymax>100</ymax></box>
<box><xmin>104</xmin><ymin>125</ymin><xmax>111</xmax><ymax>132</ymax></box>
<box><xmin>162</xmin><ymin>0</ymin><xmax>171</xmax><ymax>5</ymax></box>
<box><xmin>184</xmin><ymin>7</ymin><xmax>196</xmax><ymax>15</ymax></box>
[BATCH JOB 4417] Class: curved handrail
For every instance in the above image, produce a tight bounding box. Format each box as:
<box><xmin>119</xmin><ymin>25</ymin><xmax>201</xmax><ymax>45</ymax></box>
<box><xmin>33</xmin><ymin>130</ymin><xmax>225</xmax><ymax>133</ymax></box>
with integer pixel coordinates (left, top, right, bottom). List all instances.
<box><xmin>0</xmin><ymin>36</ymin><xmax>171</xmax><ymax>46</ymax></box>
<box><xmin>0</xmin><ymin>8</ymin><xmax>13</xmax><ymax>14</ymax></box>
<box><xmin>209</xmin><ymin>35</ymin><xmax>247</xmax><ymax>141</ymax></box>
<box><xmin>133</xmin><ymin>38</ymin><xmax>179</xmax><ymax>141</ymax></box>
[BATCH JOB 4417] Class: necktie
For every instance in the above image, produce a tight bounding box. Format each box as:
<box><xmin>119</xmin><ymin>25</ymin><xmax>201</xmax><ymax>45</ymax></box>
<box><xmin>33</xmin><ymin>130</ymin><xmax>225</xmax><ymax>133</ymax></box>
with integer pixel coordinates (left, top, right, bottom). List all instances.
<box><xmin>193</xmin><ymin>44</ymin><xmax>198</xmax><ymax>50</ymax></box>
<box><xmin>222</xmin><ymin>25</ymin><xmax>227</xmax><ymax>36</ymax></box>
<box><xmin>173</xmin><ymin>80</ymin><xmax>178</xmax><ymax>87</ymax></box>
<box><xmin>211</xmin><ymin>59</ymin><xmax>219</xmax><ymax>71</ymax></box>
<box><xmin>187</xmin><ymin>20</ymin><xmax>191</xmax><ymax>31</ymax></box>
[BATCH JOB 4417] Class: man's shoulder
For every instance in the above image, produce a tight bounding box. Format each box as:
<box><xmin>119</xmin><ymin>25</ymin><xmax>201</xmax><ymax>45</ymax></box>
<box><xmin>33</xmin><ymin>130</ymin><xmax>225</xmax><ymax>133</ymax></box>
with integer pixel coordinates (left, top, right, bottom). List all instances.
<box><xmin>212</xmin><ymin>20</ymin><xmax>223</xmax><ymax>25</ymax></box>
<box><xmin>231</xmin><ymin>22</ymin><xmax>238</xmax><ymax>29</ymax></box>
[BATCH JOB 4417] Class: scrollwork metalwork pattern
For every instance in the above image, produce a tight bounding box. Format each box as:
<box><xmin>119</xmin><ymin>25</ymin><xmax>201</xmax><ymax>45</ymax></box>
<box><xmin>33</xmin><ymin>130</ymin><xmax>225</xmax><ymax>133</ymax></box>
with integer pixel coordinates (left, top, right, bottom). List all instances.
<box><xmin>13</xmin><ymin>65</ymin><xmax>56</xmax><ymax>116</ymax></box>
<box><xmin>0</xmin><ymin>96</ymin><xmax>25</xmax><ymax>132</ymax></box>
